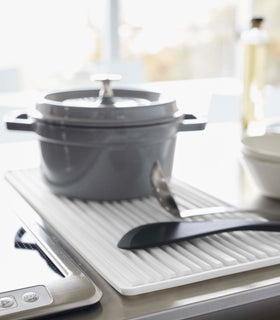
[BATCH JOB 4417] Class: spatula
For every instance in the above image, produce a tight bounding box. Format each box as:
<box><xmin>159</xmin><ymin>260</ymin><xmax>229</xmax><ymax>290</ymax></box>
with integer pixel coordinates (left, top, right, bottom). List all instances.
<box><xmin>118</xmin><ymin>219</ymin><xmax>280</xmax><ymax>250</ymax></box>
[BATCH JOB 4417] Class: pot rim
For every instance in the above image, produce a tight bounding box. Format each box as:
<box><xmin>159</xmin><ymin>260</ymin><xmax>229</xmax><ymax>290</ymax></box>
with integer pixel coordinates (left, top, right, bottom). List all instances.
<box><xmin>31</xmin><ymin>109</ymin><xmax>184</xmax><ymax>129</ymax></box>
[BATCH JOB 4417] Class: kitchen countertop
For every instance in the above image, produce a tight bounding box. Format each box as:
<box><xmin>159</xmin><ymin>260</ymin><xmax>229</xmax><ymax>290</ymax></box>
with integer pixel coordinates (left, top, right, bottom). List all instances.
<box><xmin>2</xmin><ymin>122</ymin><xmax>280</xmax><ymax>320</ymax></box>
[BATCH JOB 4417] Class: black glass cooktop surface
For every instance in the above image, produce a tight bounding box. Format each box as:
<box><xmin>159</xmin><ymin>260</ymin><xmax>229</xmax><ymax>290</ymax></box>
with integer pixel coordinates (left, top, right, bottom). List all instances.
<box><xmin>1</xmin><ymin>212</ymin><xmax>64</xmax><ymax>293</ymax></box>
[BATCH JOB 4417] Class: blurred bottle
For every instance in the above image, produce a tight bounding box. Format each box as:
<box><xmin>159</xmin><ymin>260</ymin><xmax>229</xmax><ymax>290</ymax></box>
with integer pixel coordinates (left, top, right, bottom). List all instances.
<box><xmin>241</xmin><ymin>17</ymin><xmax>268</xmax><ymax>134</ymax></box>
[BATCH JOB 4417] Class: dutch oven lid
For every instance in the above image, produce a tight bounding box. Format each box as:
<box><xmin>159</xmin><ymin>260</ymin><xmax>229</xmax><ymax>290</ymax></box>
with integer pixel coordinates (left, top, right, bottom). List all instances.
<box><xmin>35</xmin><ymin>74</ymin><xmax>179</xmax><ymax>127</ymax></box>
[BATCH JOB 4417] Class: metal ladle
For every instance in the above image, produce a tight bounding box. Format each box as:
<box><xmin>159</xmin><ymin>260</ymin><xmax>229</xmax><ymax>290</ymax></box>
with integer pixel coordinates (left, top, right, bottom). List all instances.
<box><xmin>150</xmin><ymin>161</ymin><xmax>257</xmax><ymax>219</ymax></box>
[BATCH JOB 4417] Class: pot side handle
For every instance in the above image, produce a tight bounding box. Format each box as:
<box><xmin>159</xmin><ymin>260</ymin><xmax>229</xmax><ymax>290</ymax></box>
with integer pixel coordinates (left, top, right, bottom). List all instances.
<box><xmin>5</xmin><ymin>111</ymin><xmax>34</xmax><ymax>131</ymax></box>
<box><xmin>178</xmin><ymin>114</ymin><xmax>207</xmax><ymax>132</ymax></box>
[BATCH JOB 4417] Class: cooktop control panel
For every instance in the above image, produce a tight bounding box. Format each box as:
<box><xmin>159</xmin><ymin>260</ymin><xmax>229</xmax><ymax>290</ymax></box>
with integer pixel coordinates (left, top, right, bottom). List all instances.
<box><xmin>0</xmin><ymin>285</ymin><xmax>53</xmax><ymax>316</ymax></box>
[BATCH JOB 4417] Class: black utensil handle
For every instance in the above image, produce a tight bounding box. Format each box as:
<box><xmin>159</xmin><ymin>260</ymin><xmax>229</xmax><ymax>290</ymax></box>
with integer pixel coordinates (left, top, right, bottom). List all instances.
<box><xmin>118</xmin><ymin>220</ymin><xmax>280</xmax><ymax>250</ymax></box>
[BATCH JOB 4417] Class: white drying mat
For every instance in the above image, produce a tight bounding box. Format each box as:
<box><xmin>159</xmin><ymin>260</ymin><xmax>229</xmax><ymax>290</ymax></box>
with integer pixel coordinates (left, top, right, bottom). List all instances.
<box><xmin>6</xmin><ymin>169</ymin><xmax>280</xmax><ymax>296</ymax></box>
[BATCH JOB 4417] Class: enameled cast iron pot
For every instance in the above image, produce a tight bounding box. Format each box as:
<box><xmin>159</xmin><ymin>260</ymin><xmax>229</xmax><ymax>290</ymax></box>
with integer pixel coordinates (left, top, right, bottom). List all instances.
<box><xmin>6</xmin><ymin>75</ymin><xmax>207</xmax><ymax>201</ymax></box>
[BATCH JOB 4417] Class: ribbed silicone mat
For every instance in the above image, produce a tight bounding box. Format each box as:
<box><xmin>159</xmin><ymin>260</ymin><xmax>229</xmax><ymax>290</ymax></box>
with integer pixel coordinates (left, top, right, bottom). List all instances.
<box><xmin>6</xmin><ymin>169</ymin><xmax>280</xmax><ymax>296</ymax></box>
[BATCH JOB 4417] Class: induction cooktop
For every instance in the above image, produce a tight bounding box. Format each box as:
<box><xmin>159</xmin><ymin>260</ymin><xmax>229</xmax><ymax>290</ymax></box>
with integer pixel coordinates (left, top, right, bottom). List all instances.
<box><xmin>0</xmin><ymin>182</ymin><xmax>102</xmax><ymax>320</ymax></box>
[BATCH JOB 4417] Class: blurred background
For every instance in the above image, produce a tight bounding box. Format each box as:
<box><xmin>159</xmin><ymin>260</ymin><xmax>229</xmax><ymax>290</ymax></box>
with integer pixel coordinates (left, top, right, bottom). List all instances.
<box><xmin>1</xmin><ymin>0</ymin><xmax>280</xmax><ymax>89</ymax></box>
<box><xmin>1</xmin><ymin>0</ymin><xmax>280</xmax><ymax>140</ymax></box>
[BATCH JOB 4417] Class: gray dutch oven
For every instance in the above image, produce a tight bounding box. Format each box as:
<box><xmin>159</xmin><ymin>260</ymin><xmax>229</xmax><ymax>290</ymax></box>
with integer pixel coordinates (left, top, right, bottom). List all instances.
<box><xmin>5</xmin><ymin>75</ymin><xmax>207</xmax><ymax>201</ymax></box>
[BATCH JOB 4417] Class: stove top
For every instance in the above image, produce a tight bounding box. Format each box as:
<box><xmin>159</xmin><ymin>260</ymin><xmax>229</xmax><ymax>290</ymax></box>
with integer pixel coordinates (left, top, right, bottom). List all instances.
<box><xmin>6</xmin><ymin>169</ymin><xmax>280</xmax><ymax>296</ymax></box>
<box><xmin>1</xmin><ymin>211</ymin><xmax>64</xmax><ymax>294</ymax></box>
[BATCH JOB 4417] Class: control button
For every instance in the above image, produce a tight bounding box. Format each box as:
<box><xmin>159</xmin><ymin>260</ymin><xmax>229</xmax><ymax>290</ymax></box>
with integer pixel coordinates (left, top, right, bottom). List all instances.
<box><xmin>22</xmin><ymin>292</ymin><xmax>39</xmax><ymax>303</ymax></box>
<box><xmin>0</xmin><ymin>297</ymin><xmax>15</xmax><ymax>308</ymax></box>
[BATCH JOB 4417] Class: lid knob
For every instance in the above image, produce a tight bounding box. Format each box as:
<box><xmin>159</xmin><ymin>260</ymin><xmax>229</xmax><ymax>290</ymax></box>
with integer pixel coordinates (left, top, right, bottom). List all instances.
<box><xmin>92</xmin><ymin>74</ymin><xmax>122</xmax><ymax>106</ymax></box>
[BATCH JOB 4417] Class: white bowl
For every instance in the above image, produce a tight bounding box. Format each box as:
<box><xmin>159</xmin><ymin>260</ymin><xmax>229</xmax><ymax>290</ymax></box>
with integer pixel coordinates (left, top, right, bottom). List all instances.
<box><xmin>241</xmin><ymin>147</ymin><xmax>280</xmax><ymax>164</ymax></box>
<box><xmin>242</xmin><ymin>152</ymin><xmax>280</xmax><ymax>199</ymax></box>
<box><xmin>266</xmin><ymin>121</ymin><xmax>280</xmax><ymax>134</ymax></box>
<box><xmin>241</xmin><ymin>134</ymin><xmax>280</xmax><ymax>162</ymax></box>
